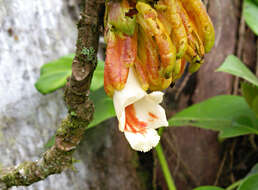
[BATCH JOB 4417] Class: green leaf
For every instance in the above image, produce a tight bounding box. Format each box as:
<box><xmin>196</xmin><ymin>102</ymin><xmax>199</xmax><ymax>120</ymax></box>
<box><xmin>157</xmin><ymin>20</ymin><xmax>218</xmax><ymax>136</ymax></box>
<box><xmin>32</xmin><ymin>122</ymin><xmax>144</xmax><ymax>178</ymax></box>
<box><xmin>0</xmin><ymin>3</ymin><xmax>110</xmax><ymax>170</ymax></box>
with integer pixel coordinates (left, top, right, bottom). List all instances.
<box><xmin>36</xmin><ymin>54</ymin><xmax>74</xmax><ymax>94</ymax></box>
<box><xmin>193</xmin><ymin>187</ymin><xmax>224</xmax><ymax>190</ymax></box>
<box><xmin>242</xmin><ymin>82</ymin><xmax>258</xmax><ymax>117</ymax></box>
<box><xmin>248</xmin><ymin>163</ymin><xmax>258</xmax><ymax>176</ymax></box>
<box><xmin>88</xmin><ymin>87</ymin><xmax>115</xmax><ymax>128</ymax></box>
<box><xmin>168</xmin><ymin>95</ymin><xmax>258</xmax><ymax>138</ymax></box>
<box><xmin>35</xmin><ymin>54</ymin><xmax>105</xmax><ymax>94</ymax></box>
<box><xmin>216</xmin><ymin>55</ymin><xmax>258</xmax><ymax>86</ymax></box>
<box><xmin>237</xmin><ymin>174</ymin><xmax>258</xmax><ymax>190</ymax></box>
<box><xmin>243</xmin><ymin>0</ymin><xmax>258</xmax><ymax>35</ymax></box>
<box><xmin>40</xmin><ymin>54</ymin><xmax>74</xmax><ymax>75</ymax></box>
<box><xmin>35</xmin><ymin>71</ymin><xmax>72</xmax><ymax>94</ymax></box>
<box><xmin>90</xmin><ymin>62</ymin><xmax>104</xmax><ymax>91</ymax></box>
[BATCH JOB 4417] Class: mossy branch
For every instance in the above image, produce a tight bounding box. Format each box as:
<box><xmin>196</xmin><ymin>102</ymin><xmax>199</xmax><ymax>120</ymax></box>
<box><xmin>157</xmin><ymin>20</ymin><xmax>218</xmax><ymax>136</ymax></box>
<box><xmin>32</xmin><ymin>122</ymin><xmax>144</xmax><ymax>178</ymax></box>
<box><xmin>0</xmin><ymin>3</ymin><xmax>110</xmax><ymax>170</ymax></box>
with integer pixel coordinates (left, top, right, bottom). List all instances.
<box><xmin>0</xmin><ymin>0</ymin><xmax>105</xmax><ymax>189</ymax></box>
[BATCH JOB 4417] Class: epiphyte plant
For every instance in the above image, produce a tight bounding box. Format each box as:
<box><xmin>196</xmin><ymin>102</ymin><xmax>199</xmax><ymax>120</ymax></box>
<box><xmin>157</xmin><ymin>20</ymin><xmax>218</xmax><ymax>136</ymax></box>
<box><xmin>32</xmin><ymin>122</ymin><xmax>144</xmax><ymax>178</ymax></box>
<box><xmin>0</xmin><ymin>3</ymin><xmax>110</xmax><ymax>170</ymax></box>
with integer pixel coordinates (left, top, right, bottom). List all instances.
<box><xmin>103</xmin><ymin>0</ymin><xmax>215</xmax><ymax>152</ymax></box>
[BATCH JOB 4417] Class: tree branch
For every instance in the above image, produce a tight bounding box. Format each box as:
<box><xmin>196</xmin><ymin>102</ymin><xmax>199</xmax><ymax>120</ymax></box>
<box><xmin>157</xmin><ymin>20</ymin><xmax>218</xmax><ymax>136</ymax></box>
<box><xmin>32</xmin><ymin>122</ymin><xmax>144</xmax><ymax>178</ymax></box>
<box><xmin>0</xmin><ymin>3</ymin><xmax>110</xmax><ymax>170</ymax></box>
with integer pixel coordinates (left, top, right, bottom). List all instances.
<box><xmin>0</xmin><ymin>0</ymin><xmax>105</xmax><ymax>189</ymax></box>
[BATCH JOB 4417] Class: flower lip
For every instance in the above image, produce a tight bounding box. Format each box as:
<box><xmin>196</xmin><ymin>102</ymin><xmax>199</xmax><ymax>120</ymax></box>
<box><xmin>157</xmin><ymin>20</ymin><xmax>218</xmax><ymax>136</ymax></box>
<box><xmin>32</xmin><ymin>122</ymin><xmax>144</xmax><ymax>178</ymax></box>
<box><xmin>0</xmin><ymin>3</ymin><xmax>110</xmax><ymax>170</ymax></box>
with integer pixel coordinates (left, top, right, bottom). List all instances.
<box><xmin>124</xmin><ymin>128</ymin><xmax>161</xmax><ymax>152</ymax></box>
<box><xmin>113</xmin><ymin>68</ymin><xmax>168</xmax><ymax>152</ymax></box>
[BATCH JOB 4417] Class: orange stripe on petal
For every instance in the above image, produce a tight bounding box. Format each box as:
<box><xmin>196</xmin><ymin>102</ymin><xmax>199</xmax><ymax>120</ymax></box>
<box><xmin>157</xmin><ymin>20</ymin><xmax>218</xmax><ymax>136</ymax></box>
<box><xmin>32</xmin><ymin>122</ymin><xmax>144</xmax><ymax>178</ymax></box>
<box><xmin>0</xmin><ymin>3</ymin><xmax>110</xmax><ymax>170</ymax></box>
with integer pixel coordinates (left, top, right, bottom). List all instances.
<box><xmin>148</xmin><ymin>112</ymin><xmax>158</xmax><ymax>119</ymax></box>
<box><xmin>125</xmin><ymin>104</ymin><xmax>147</xmax><ymax>134</ymax></box>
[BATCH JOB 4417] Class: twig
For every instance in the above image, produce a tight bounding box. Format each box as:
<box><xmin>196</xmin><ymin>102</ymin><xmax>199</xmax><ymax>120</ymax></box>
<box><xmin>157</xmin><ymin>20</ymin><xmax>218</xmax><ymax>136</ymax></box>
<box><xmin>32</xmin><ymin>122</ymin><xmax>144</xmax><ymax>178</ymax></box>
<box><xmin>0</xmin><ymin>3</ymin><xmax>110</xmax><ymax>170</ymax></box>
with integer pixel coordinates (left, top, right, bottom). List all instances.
<box><xmin>175</xmin><ymin>73</ymin><xmax>191</xmax><ymax>100</ymax></box>
<box><xmin>0</xmin><ymin>0</ymin><xmax>104</xmax><ymax>189</ymax></box>
<box><xmin>249</xmin><ymin>135</ymin><xmax>257</xmax><ymax>150</ymax></box>
<box><xmin>256</xmin><ymin>40</ymin><xmax>258</xmax><ymax>76</ymax></box>
<box><xmin>214</xmin><ymin>150</ymin><xmax>227</xmax><ymax>186</ymax></box>
<box><xmin>233</xmin><ymin>6</ymin><xmax>245</xmax><ymax>95</ymax></box>
<box><xmin>229</xmin><ymin>140</ymin><xmax>237</xmax><ymax>183</ymax></box>
<box><xmin>163</xmin><ymin>132</ymin><xmax>200</xmax><ymax>187</ymax></box>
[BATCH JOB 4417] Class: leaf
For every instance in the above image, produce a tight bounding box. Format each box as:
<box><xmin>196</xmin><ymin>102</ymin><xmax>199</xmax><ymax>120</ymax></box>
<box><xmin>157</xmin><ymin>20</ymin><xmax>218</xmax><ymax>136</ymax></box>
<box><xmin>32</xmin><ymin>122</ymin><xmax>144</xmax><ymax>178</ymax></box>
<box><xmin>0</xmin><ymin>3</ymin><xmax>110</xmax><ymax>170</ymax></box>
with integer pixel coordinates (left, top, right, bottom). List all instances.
<box><xmin>193</xmin><ymin>186</ymin><xmax>224</xmax><ymax>190</ymax></box>
<box><xmin>35</xmin><ymin>71</ymin><xmax>72</xmax><ymax>94</ymax></box>
<box><xmin>237</xmin><ymin>174</ymin><xmax>258</xmax><ymax>190</ymax></box>
<box><xmin>242</xmin><ymin>82</ymin><xmax>258</xmax><ymax>117</ymax></box>
<box><xmin>88</xmin><ymin>87</ymin><xmax>115</xmax><ymax>128</ymax></box>
<box><xmin>35</xmin><ymin>54</ymin><xmax>105</xmax><ymax>94</ymax></box>
<box><xmin>216</xmin><ymin>55</ymin><xmax>258</xmax><ymax>86</ymax></box>
<box><xmin>90</xmin><ymin>62</ymin><xmax>104</xmax><ymax>91</ymax></box>
<box><xmin>36</xmin><ymin>54</ymin><xmax>74</xmax><ymax>94</ymax></box>
<box><xmin>243</xmin><ymin>0</ymin><xmax>258</xmax><ymax>35</ymax></box>
<box><xmin>40</xmin><ymin>54</ymin><xmax>74</xmax><ymax>75</ymax></box>
<box><xmin>248</xmin><ymin>163</ymin><xmax>258</xmax><ymax>176</ymax></box>
<box><xmin>168</xmin><ymin>95</ymin><xmax>258</xmax><ymax>138</ymax></box>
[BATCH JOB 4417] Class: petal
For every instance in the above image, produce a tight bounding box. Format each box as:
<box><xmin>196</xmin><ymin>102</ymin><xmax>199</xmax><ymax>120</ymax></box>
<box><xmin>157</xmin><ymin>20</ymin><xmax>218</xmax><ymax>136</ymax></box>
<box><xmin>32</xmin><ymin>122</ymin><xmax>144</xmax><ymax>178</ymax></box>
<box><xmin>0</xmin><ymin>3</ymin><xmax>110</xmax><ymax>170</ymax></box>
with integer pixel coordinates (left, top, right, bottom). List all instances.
<box><xmin>133</xmin><ymin>94</ymin><xmax>168</xmax><ymax>129</ymax></box>
<box><xmin>148</xmin><ymin>91</ymin><xmax>164</xmax><ymax>104</ymax></box>
<box><xmin>124</xmin><ymin>128</ymin><xmax>160</xmax><ymax>152</ymax></box>
<box><xmin>113</xmin><ymin>68</ymin><xmax>146</xmax><ymax>131</ymax></box>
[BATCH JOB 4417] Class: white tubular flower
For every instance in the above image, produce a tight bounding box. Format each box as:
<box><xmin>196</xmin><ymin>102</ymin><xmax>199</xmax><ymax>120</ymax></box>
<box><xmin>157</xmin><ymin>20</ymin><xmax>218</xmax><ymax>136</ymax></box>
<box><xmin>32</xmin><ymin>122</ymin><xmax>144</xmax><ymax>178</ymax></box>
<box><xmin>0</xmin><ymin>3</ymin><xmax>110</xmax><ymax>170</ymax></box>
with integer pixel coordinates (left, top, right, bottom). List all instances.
<box><xmin>113</xmin><ymin>68</ymin><xmax>168</xmax><ymax>152</ymax></box>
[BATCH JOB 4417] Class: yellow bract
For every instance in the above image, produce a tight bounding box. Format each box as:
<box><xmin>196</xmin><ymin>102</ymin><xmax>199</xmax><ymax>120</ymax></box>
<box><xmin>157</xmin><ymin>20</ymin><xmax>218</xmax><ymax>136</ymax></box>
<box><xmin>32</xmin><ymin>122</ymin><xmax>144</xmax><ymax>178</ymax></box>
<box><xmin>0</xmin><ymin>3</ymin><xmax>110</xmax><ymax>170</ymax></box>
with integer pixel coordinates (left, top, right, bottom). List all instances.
<box><xmin>104</xmin><ymin>0</ymin><xmax>215</xmax><ymax>97</ymax></box>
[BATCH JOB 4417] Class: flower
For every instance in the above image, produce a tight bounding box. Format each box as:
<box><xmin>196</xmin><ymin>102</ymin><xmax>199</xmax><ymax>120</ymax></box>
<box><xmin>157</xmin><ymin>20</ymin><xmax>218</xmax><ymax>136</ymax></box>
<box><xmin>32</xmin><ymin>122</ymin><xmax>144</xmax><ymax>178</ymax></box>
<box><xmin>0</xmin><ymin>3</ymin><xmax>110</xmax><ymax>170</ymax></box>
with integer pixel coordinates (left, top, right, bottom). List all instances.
<box><xmin>113</xmin><ymin>68</ymin><xmax>168</xmax><ymax>152</ymax></box>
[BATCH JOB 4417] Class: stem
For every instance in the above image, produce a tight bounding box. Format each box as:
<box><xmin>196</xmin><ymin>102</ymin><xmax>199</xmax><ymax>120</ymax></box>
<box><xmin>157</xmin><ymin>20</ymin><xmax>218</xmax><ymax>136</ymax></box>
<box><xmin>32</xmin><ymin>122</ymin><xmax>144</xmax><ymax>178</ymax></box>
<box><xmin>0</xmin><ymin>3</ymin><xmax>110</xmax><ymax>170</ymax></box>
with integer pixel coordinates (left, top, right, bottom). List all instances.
<box><xmin>226</xmin><ymin>180</ymin><xmax>243</xmax><ymax>190</ymax></box>
<box><xmin>155</xmin><ymin>128</ymin><xmax>177</xmax><ymax>190</ymax></box>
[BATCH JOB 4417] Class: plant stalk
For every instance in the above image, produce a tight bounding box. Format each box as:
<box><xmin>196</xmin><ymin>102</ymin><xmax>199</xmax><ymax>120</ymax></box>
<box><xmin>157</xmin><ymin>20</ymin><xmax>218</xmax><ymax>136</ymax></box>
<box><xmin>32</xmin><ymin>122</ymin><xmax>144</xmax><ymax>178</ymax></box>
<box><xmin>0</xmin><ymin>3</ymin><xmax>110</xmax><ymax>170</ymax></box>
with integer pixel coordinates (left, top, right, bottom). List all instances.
<box><xmin>226</xmin><ymin>180</ymin><xmax>243</xmax><ymax>190</ymax></box>
<box><xmin>155</xmin><ymin>128</ymin><xmax>177</xmax><ymax>190</ymax></box>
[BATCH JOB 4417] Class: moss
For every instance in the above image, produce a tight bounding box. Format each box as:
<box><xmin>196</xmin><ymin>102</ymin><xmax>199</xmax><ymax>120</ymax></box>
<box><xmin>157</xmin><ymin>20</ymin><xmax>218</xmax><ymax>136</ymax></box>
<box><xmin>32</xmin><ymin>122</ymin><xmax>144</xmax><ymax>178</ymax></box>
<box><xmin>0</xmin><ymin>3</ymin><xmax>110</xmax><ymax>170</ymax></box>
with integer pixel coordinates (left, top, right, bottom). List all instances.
<box><xmin>56</xmin><ymin>119</ymin><xmax>70</xmax><ymax>136</ymax></box>
<box><xmin>56</xmin><ymin>116</ymin><xmax>89</xmax><ymax>137</ymax></box>
<box><xmin>70</xmin><ymin>111</ymin><xmax>77</xmax><ymax>116</ymax></box>
<box><xmin>81</xmin><ymin>47</ymin><xmax>95</xmax><ymax>62</ymax></box>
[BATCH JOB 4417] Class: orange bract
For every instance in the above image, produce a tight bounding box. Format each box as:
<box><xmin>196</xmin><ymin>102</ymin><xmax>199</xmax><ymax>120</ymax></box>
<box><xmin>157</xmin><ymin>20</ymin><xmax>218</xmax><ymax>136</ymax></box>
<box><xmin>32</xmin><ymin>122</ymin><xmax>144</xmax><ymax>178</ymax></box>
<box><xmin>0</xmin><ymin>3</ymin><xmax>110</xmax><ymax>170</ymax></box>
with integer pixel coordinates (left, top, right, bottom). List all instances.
<box><xmin>104</xmin><ymin>0</ymin><xmax>215</xmax><ymax>96</ymax></box>
<box><xmin>156</xmin><ymin>0</ymin><xmax>188</xmax><ymax>58</ymax></box>
<box><xmin>104</xmin><ymin>31</ymin><xmax>137</xmax><ymax>95</ymax></box>
<box><xmin>134</xmin><ymin>57</ymin><xmax>150</xmax><ymax>91</ymax></box>
<box><xmin>136</xmin><ymin>2</ymin><xmax>176</xmax><ymax>78</ymax></box>
<box><xmin>180</xmin><ymin>0</ymin><xmax>215</xmax><ymax>53</ymax></box>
